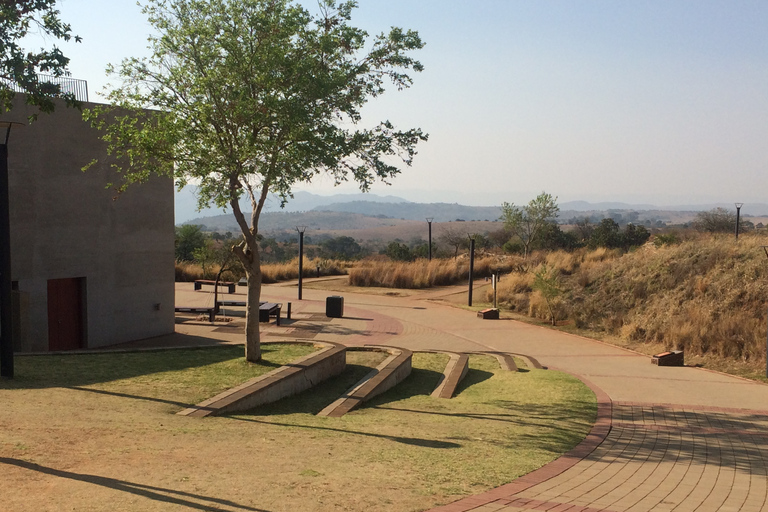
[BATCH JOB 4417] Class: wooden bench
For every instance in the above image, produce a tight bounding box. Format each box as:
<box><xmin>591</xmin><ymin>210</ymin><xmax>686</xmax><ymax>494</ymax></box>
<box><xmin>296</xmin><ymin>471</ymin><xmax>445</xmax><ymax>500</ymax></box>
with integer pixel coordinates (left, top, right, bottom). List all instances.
<box><xmin>259</xmin><ymin>302</ymin><xmax>281</xmax><ymax>325</ymax></box>
<box><xmin>194</xmin><ymin>279</ymin><xmax>236</xmax><ymax>294</ymax></box>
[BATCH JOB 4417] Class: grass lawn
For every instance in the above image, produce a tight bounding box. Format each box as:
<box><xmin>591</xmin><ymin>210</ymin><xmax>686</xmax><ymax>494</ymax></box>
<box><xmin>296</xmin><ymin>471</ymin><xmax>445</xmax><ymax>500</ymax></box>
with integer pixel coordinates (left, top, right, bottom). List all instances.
<box><xmin>0</xmin><ymin>346</ymin><xmax>596</xmax><ymax>512</ymax></box>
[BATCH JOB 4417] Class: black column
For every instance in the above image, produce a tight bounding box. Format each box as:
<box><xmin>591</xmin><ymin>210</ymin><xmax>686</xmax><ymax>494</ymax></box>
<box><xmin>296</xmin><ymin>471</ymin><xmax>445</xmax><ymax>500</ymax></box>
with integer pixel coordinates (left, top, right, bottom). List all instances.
<box><xmin>467</xmin><ymin>237</ymin><xmax>475</xmax><ymax>307</ymax></box>
<box><xmin>0</xmin><ymin>142</ymin><xmax>14</xmax><ymax>377</ymax></box>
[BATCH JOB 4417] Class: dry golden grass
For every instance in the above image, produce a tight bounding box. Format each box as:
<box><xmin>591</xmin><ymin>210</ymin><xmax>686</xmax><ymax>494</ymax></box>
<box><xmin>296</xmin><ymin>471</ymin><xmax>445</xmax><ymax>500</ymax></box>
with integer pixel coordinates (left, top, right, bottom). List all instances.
<box><xmin>492</xmin><ymin>233</ymin><xmax>768</xmax><ymax>370</ymax></box>
<box><xmin>174</xmin><ymin>261</ymin><xmax>243</xmax><ymax>283</ymax></box>
<box><xmin>348</xmin><ymin>256</ymin><xmax>519</xmax><ymax>289</ymax></box>
<box><xmin>261</xmin><ymin>257</ymin><xmax>347</xmax><ymax>283</ymax></box>
<box><xmin>176</xmin><ymin>258</ymin><xmax>347</xmax><ymax>284</ymax></box>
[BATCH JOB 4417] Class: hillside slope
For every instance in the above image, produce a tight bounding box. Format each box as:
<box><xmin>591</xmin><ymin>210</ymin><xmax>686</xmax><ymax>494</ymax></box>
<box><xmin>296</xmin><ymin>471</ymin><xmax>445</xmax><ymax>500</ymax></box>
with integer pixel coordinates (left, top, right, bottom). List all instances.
<box><xmin>494</xmin><ymin>234</ymin><xmax>768</xmax><ymax>376</ymax></box>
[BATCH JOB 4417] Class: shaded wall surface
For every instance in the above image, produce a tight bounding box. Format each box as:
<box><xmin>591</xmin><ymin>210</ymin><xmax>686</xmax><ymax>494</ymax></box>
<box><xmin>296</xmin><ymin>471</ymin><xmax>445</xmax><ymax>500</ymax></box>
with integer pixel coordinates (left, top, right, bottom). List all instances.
<box><xmin>3</xmin><ymin>97</ymin><xmax>175</xmax><ymax>351</ymax></box>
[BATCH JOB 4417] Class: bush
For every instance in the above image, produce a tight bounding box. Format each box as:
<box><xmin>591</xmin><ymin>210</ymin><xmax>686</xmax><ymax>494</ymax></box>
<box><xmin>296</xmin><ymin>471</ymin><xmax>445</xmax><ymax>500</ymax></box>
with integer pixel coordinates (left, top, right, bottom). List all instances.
<box><xmin>653</xmin><ymin>233</ymin><xmax>680</xmax><ymax>247</ymax></box>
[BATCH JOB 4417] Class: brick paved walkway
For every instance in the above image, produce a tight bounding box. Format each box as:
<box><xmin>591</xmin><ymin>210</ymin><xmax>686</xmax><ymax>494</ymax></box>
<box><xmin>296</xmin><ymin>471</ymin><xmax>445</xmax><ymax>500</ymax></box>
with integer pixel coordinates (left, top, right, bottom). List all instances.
<box><xmin>443</xmin><ymin>404</ymin><xmax>768</xmax><ymax>512</ymax></box>
<box><xmin>166</xmin><ymin>282</ymin><xmax>768</xmax><ymax>511</ymax></box>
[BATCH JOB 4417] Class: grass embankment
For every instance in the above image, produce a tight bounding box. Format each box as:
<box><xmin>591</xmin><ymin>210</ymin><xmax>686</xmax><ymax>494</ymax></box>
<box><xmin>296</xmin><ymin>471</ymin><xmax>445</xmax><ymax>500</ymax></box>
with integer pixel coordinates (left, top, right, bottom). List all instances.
<box><xmin>489</xmin><ymin>234</ymin><xmax>768</xmax><ymax>379</ymax></box>
<box><xmin>175</xmin><ymin>256</ymin><xmax>348</xmax><ymax>283</ymax></box>
<box><xmin>6</xmin><ymin>343</ymin><xmax>316</xmax><ymax>406</ymax></box>
<box><xmin>1</xmin><ymin>348</ymin><xmax>595</xmax><ymax>511</ymax></box>
<box><xmin>349</xmin><ymin>256</ymin><xmax>521</xmax><ymax>288</ymax></box>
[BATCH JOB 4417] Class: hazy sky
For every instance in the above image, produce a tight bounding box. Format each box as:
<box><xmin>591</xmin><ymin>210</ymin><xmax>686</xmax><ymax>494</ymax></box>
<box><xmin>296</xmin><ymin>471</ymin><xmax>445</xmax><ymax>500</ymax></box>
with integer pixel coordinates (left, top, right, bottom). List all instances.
<box><xmin>41</xmin><ymin>0</ymin><xmax>768</xmax><ymax>207</ymax></box>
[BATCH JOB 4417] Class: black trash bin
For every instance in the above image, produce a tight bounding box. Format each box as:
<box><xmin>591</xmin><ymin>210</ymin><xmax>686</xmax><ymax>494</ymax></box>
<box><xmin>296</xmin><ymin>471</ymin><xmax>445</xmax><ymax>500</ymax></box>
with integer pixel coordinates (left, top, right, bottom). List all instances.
<box><xmin>326</xmin><ymin>296</ymin><xmax>344</xmax><ymax>318</ymax></box>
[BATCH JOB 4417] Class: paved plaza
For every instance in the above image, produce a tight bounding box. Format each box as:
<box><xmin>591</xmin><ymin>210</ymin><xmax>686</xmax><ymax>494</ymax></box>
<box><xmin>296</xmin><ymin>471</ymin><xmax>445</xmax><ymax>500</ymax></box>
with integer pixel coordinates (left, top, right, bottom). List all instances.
<box><xmin>159</xmin><ymin>281</ymin><xmax>768</xmax><ymax>511</ymax></box>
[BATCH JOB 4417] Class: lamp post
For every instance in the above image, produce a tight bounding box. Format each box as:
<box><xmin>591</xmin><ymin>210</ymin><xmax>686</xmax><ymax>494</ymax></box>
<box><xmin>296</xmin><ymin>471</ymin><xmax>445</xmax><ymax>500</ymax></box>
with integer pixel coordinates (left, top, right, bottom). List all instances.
<box><xmin>762</xmin><ymin>246</ymin><xmax>768</xmax><ymax>379</ymax></box>
<box><xmin>467</xmin><ymin>234</ymin><xmax>476</xmax><ymax>307</ymax></box>
<box><xmin>296</xmin><ymin>226</ymin><xmax>307</xmax><ymax>300</ymax></box>
<box><xmin>426</xmin><ymin>217</ymin><xmax>433</xmax><ymax>261</ymax></box>
<box><xmin>735</xmin><ymin>203</ymin><xmax>744</xmax><ymax>240</ymax></box>
<box><xmin>1</xmin><ymin>122</ymin><xmax>22</xmax><ymax>378</ymax></box>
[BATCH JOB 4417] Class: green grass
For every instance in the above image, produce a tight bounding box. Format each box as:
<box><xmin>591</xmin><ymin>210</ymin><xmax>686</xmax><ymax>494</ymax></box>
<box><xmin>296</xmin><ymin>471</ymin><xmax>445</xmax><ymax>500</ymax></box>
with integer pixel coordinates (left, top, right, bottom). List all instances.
<box><xmin>236</xmin><ymin>353</ymin><xmax>597</xmax><ymax>499</ymax></box>
<box><xmin>4</xmin><ymin>343</ymin><xmax>317</xmax><ymax>406</ymax></box>
<box><xmin>1</xmin><ymin>348</ymin><xmax>597</xmax><ymax>510</ymax></box>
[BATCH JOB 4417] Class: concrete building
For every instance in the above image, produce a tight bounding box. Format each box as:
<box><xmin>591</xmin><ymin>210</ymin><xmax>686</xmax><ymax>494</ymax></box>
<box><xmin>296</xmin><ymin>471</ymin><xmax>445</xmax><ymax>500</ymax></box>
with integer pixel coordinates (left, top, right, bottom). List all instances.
<box><xmin>2</xmin><ymin>96</ymin><xmax>175</xmax><ymax>352</ymax></box>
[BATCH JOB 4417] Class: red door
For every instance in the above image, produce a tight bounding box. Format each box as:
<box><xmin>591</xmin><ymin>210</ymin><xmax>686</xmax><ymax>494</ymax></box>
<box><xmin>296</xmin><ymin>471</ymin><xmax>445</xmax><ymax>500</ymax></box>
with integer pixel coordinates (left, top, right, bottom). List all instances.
<box><xmin>48</xmin><ymin>278</ymin><xmax>85</xmax><ymax>351</ymax></box>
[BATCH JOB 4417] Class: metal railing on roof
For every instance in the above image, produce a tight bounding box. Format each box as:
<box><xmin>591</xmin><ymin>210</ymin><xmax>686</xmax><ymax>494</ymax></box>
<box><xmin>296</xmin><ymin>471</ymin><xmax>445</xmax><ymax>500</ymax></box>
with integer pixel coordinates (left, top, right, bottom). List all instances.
<box><xmin>1</xmin><ymin>74</ymin><xmax>88</xmax><ymax>102</ymax></box>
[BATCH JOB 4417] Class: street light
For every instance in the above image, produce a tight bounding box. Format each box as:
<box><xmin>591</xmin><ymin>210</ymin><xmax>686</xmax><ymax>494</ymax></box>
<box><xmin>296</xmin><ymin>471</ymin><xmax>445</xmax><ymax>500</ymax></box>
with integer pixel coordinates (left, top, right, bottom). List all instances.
<box><xmin>426</xmin><ymin>217</ymin><xmax>434</xmax><ymax>261</ymax></box>
<box><xmin>296</xmin><ymin>226</ymin><xmax>307</xmax><ymax>300</ymax></box>
<box><xmin>735</xmin><ymin>203</ymin><xmax>744</xmax><ymax>240</ymax></box>
<box><xmin>762</xmin><ymin>246</ymin><xmax>768</xmax><ymax>379</ymax></box>
<box><xmin>0</xmin><ymin>121</ymin><xmax>23</xmax><ymax>379</ymax></box>
<box><xmin>467</xmin><ymin>234</ymin><xmax>476</xmax><ymax>307</ymax></box>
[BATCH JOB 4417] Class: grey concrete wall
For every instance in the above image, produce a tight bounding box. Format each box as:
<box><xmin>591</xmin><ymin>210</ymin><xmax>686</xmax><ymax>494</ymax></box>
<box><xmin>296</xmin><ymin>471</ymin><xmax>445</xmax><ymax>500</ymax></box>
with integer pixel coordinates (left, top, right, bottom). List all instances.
<box><xmin>3</xmin><ymin>96</ymin><xmax>175</xmax><ymax>351</ymax></box>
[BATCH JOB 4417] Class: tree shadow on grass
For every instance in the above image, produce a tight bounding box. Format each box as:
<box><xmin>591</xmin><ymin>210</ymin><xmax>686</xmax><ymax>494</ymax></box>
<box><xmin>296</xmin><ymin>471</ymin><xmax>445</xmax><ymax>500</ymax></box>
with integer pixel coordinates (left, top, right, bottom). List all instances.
<box><xmin>255</xmin><ymin>363</ymin><xmax>383</xmax><ymax>416</ymax></box>
<box><xmin>231</xmin><ymin>416</ymin><xmax>461</xmax><ymax>449</ymax></box>
<box><xmin>455</xmin><ymin>368</ymin><xmax>494</xmax><ymax>394</ymax></box>
<box><xmin>378</xmin><ymin>399</ymin><xmax>596</xmax><ymax>429</ymax></box>
<box><xmin>363</xmin><ymin>366</ymin><xmax>445</xmax><ymax>408</ymax></box>
<box><xmin>0</xmin><ymin>458</ymin><xmax>268</xmax><ymax>512</ymax></box>
<box><xmin>65</xmin><ymin>386</ymin><xmax>194</xmax><ymax>409</ymax></box>
<box><xmin>1</xmin><ymin>345</ymin><xmax>286</xmax><ymax>390</ymax></box>
<box><xmin>237</xmin><ymin>363</ymin><xmax>461</xmax><ymax>449</ymax></box>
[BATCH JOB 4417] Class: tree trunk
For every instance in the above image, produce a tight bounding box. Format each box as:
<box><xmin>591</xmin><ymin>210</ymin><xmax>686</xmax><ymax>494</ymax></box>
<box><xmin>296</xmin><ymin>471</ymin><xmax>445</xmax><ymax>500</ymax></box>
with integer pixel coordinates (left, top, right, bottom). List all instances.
<box><xmin>244</xmin><ymin>262</ymin><xmax>262</xmax><ymax>362</ymax></box>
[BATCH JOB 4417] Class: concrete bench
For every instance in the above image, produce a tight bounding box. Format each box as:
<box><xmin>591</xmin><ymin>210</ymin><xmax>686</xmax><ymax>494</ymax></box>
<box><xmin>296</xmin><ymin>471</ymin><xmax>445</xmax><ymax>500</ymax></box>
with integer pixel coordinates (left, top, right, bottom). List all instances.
<box><xmin>194</xmin><ymin>280</ymin><xmax>236</xmax><ymax>294</ymax></box>
<box><xmin>217</xmin><ymin>300</ymin><xmax>246</xmax><ymax>307</ymax></box>
<box><xmin>175</xmin><ymin>306</ymin><xmax>215</xmax><ymax>322</ymax></box>
<box><xmin>259</xmin><ymin>302</ymin><xmax>281</xmax><ymax>325</ymax></box>
<box><xmin>652</xmin><ymin>350</ymin><xmax>684</xmax><ymax>366</ymax></box>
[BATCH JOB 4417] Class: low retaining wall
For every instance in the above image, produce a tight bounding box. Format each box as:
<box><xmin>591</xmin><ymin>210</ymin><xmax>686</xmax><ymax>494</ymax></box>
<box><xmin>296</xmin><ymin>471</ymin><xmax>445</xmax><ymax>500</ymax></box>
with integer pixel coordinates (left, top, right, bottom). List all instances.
<box><xmin>318</xmin><ymin>346</ymin><xmax>413</xmax><ymax>418</ymax></box>
<box><xmin>431</xmin><ymin>352</ymin><xmax>469</xmax><ymax>399</ymax></box>
<box><xmin>178</xmin><ymin>341</ymin><xmax>346</xmax><ymax>417</ymax></box>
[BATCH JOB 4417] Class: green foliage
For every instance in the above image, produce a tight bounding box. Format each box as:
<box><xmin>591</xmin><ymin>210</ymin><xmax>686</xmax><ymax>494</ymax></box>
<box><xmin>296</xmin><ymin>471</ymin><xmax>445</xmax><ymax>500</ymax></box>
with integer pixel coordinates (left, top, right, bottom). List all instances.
<box><xmin>411</xmin><ymin>242</ymin><xmax>429</xmax><ymax>259</ymax></box>
<box><xmin>622</xmin><ymin>223</ymin><xmax>651</xmax><ymax>249</ymax></box>
<box><xmin>319</xmin><ymin>236</ymin><xmax>363</xmax><ymax>260</ymax></box>
<box><xmin>85</xmin><ymin>0</ymin><xmax>426</xmax><ymax>361</ymax></box>
<box><xmin>532</xmin><ymin>264</ymin><xmax>561</xmax><ymax>325</ymax></box>
<box><xmin>260</xmin><ymin>237</ymin><xmax>291</xmax><ymax>263</ymax></box>
<box><xmin>385</xmin><ymin>241</ymin><xmax>413</xmax><ymax>261</ymax></box>
<box><xmin>589</xmin><ymin>219</ymin><xmax>650</xmax><ymax>250</ymax></box>
<box><xmin>0</xmin><ymin>0</ymin><xmax>82</xmax><ymax>117</ymax></box>
<box><xmin>653</xmin><ymin>233</ymin><xmax>681</xmax><ymax>247</ymax></box>
<box><xmin>175</xmin><ymin>224</ymin><xmax>207</xmax><ymax>261</ymax></box>
<box><xmin>84</xmin><ymin>0</ymin><xmax>427</xmax><ymax>211</ymax></box>
<box><xmin>503</xmin><ymin>239</ymin><xmax>524</xmax><ymax>254</ymax></box>
<box><xmin>588</xmin><ymin>219</ymin><xmax>622</xmax><ymax>249</ymax></box>
<box><xmin>531</xmin><ymin>222</ymin><xmax>580</xmax><ymax>252</ymax></box>
<box><xmin>501</xmin><ymin>192</ymin><xmax>560</xmax><ymax>258</ymax></box>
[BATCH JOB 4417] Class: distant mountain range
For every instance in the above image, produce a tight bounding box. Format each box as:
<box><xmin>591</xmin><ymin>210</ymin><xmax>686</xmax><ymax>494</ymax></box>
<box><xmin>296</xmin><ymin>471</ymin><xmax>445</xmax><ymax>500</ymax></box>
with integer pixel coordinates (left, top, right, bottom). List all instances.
<box><xmin>175</xmin><ymin>188</ymin><xmax>410</xmax><ymax>223</ymax></box>
<box><xmin>178</xmin><ymin>188</ymin><xmax>768</xmax><ymax>230</ymax></box>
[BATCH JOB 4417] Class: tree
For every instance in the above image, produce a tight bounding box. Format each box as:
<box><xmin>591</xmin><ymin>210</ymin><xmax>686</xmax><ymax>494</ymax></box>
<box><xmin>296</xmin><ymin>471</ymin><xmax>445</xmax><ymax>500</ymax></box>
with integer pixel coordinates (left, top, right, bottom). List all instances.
<box><xmin>319</xmin><ymin>236</ymin><xmax>362</xmax><ymax>260</ymax></box>
<box><xmin>175</xmin><ymin>224</ymin><xmax>207</xmax><ymax>261</ymax></box>
<box><xmin>588</xmin><ymin>218</ymin><xmax>622</xmax><ymax>249</ymax></box>
<box><xmin>621</xmin><ymin>223</ymin><xmax>650</xmax><ymax>249</ymax></box>
<box><xmin>384</xmin><ymin>241</ymin><xmax>412</xmax><ymax>261</ymax></box>
<box><xmin>439</xmin><ymin>226</ymin><xmax>468</xmax><ymax>259</ymax></box>
<box><xmin>692</xmin><ymin>207</ymin><xmax>738</xmax><ymax>233</ymax></box>
<box><xmin>588</xmin><ymin>219</ymin><xmax>650</xmax><ymax>250</ymax></box>
<box><xmin>1</xmin><ymin>0</ymin><xmax>81</xmax><ymax>116</ymax></box>
<box><xmin>500</xmin><ymin>192</ymin><xmax>560</xmax><ymax>258</ymax></box>
<box><xmin>531</xmin><ymin>222</ymin><xmax>580</xmax><ymax>251</ymax></box>
<box><xmin>573</xmin><ymin>217</ymin><xmax>595</xmax><ymax>243</ymax></box>
<box><xmin>85</xmin><ymin>0</ymin><xmax>426</xmax><ymax>362</ymax></box>
<box><xmin>532</xmin><ymin>264</ymin><xmax>561</xmax><ymax>326</ymax></box>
